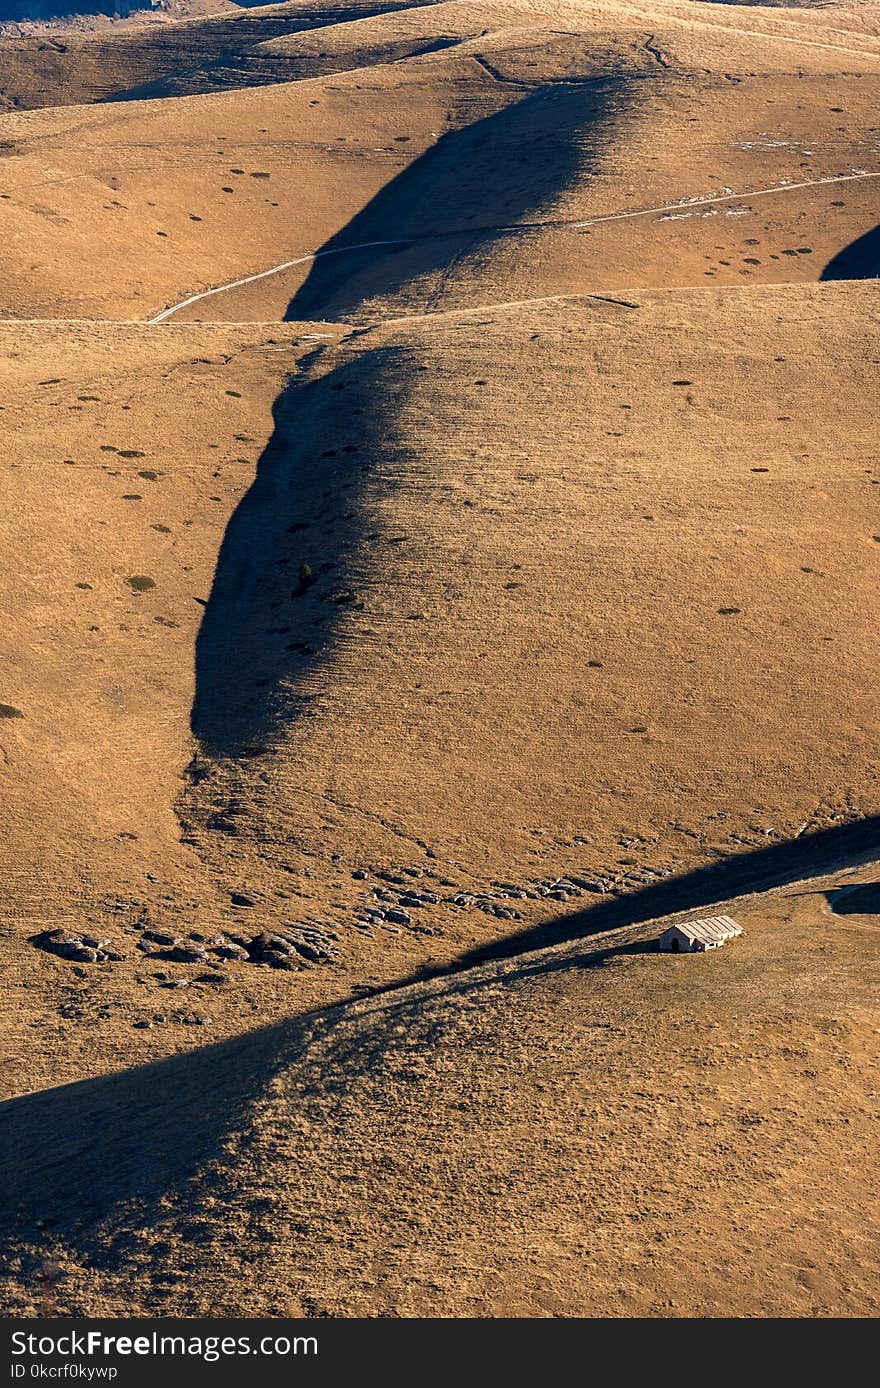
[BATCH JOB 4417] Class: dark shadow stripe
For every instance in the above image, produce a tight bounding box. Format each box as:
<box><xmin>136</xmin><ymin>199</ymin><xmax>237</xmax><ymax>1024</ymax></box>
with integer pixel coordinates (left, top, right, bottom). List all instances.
<box><xmin>821</xmin><ymin>224</ymin><xmax>880</xmax><ymax>281</ymax></box>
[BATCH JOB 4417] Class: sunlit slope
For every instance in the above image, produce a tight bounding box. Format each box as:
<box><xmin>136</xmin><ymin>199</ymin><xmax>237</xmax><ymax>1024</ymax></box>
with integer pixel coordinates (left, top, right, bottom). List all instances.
<box><xmin>3</xmin><ymin>0</ymin><xmax>878</xmax><ymax>114</ymax></box>
<box><xmin>0</xmin><ymin>322</ymin><xmax>314</xmax><ymax>963</ymax></box>
<box><xmin>2</xmin><ymin>855</ymin><xmax>877</xmax><ymax>1317</ymax></box>
<box><xmin>105</xmin><ymin>0</ymin><xmax>470</xmax><ymax>101</ymax></box>
<box><xmin>2</xmin><ymin>287</ymin><xmax>876</xmax><ymax>1101</ymax></box>
<box><xmin>1</xmin><ymin>0</ymin><xmax>877</xmax><ymax>1325</ymax></box>
<box><xmin>277</xmin><ymin>52</ymin><xmax>880</xmax><ymax>324</ymax></box>
<box><xmin>0</xmin><ymin>319</ymin><xmax>417</xmax><ymax>1100</ymax></box>
<box><xmin>0</xmin><ymin>0</ymin><xmax>442</xmax><ymax>110</ymax></box>
<box><xmin>0</xmin><ymin>0</ymin><xmax>877</xmax><ymax>321</ymax></box>
<box><xmin>182</xmin><ymin>285</ymin><xmax>880</xmax><ymax>930</ymax></box>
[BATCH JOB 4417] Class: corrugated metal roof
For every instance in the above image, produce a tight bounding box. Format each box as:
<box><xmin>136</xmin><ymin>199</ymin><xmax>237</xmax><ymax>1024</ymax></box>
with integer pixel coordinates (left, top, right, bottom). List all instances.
<box><xmin>664</xmin><ymin>914</ymin><xmax>742</xmax><ymax>945</ymax></box>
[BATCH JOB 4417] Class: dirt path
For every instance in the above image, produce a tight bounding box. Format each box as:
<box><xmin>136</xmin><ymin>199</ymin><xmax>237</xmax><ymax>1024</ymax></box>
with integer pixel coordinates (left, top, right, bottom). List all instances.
<box><xmin>147</xmin><ymin>169</ymin><xmax>880</xmax><ymax>323</ymax></box>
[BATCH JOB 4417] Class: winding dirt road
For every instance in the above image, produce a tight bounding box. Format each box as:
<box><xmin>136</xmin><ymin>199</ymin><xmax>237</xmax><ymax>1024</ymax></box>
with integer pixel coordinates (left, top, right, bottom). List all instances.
<box><xmin>147</xmin><ymin>168</ymin><xmax>880</xmax><ymax>323</ymax></box>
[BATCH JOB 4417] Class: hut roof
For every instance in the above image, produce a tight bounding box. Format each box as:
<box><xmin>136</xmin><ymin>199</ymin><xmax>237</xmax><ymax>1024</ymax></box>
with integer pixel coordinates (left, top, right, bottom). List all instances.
<box><xmin>665</xmin><ymin>914</ymin><xmax>742</xmax><ymax>946</ymax></box>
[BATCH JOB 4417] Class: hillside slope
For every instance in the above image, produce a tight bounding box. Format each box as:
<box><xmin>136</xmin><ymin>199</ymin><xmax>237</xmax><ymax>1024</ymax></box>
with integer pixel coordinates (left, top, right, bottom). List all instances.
<box><xmin>0</xmin><ymin>0</ymin><xmax>441</xmax><ymax>108</ymax></box>
<box><xmin>0</xmin><ymin>0</ymin><xmax>877</xmax><ymax>320</ymax></box>
<box><xmin>2</xmin><ymin>856</ymin><xmax>878</xmax><ymax>1316</ymax></box>
<box><xmin>1</xmin><ymin>286</ymin><xmax>877</xmax><ymax>1099</ymax></box>
<box><xmin>0</xmin><ymin>0</ymin><xmax>877</xmax><ymax>1322</ymax></box>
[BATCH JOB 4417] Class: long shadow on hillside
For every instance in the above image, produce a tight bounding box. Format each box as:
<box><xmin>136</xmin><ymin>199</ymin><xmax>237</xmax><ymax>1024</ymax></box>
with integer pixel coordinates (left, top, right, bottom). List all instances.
<box><xmin>821</xmin><ymin>224</ymin><xmax>880</xmax><ymax>280</ymax></box>
<box><xmin>284</xmin><ymin>77</ymin><xmax>630</xmax><ymax>322</ymax></box>
<box><xmin>0</xmin><ymin>1013</ymin><xmax>312</xmax><ymax>1306</ymax></box>
<box><xmin>826</xmin><ymin>880</ymin><xmax>880</xmax><ymax>915</ymax></box>
<box><xmin>108</xmin><ymin>3</ymin><xmax>454</xmax><ymax>102</ymax></box>
<box><xmin>449</xmin><ymin>814</ymin><xmax>880</xmax><ymax>971</ymax></box>
<box><xmin>190</xmin><ymin>343</ymin><xmax>398</xmax><ymax>756</ymax></box>
<box><xmin>3</xmin><ymin>813</ymin><xmax>877</xmax><ymax>1306</ymax></box>
<box><xmin>1</xmin><ymin>932</ymin><xmax>649</xmax><ymax>1305</ymax></box>
<box><xmin>0</xmin><ymin>930</ymin><xmax>646</xmax><ymax>1297</ymax></box>
<box><xmin>228</xmin><ymin>0</ymin><xmax>438</xmax><ymax>11</ymax></box>
<box><xmin>190</xmin><ymin>79</ymin><xmax>632</xmax><ymax>757</ymax></box>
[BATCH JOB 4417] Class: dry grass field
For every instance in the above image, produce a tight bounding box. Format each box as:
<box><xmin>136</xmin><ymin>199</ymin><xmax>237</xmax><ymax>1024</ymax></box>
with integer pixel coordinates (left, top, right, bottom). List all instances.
<box><xmin>2</xmin><ymin>862</ymin><xmax>879</xmax><ymax>1317</ymax></box>
<box><xmin>0</xmin><ymin>0</ymin><xmax>877</xmax><ymax>1318</ymax></box>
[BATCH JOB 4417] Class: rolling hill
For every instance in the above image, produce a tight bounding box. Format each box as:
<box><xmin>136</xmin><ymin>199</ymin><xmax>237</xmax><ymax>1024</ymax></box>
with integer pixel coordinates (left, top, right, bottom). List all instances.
<box><xmin>0</xmin><ymin>0</ymin><xmax>878</xmax><ymax>319</ymax></box>
<box><xmin>2</xmin><ymin>857</ymin><xmax>878</xmax><ymax>1316</ymax></box>
<box><xmin>0</xmin><ymin>0</ymin><xmax>877</xmax><ymax>1319</ymax></box>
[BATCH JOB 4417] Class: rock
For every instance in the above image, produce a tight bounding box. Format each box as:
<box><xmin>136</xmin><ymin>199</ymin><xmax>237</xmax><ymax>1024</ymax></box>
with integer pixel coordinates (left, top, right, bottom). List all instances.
<box><xmin>212</xmin><ymin>942</ymin><xmax>249</xmax><ymax>960</ymax></box>
<box><xmin>223</xmin><ymin>931</ymin><xmax>251</xmax><ymax>947</ymax></box>
<box><xmin>289</xmin><ymin>940</ymin><xmax>325</xmax><ymax>963</ymax></box>
<box><xmin>133</xmin><ymin>1020</ymin><xmax>153</xmax><ymax>1030</ymax></box>
<box><xmin>143</xmin><ymin>929</ymin><xmax>177</xmax><ymax>946</ymax></box>
<box><xmin>38</xmin><ymin>929</ymin><xmax>83</xmax><ymax>953</ymax></box>
<box><xmin>247</xmin><ymin>931</ymin><xmax>320</xmax><ymax>965</ymax></box>
<box><xmin>351</xmin><ymin>869</ymin><xmax>368</xmax><ymax>880</ymax></box>
<box><xmin>262</xmin><ymin>949</ymin><xmax>299</xmax><ymax>970</ymax></box>
<box><xmin>100</xmin><ymin>948</ymin><xmax>125</xmax><ymax>962</ymax></box>
<box><xmin>33</xmin><ymin>929</ymin><xmax>102</xmax><ymax>962</ymax></box>
<box><xmin>399</xmin><ymin>895</ymin><xmax>426</xmax><ymax>909</ymax></box>
<box><xmin>231</xmin><ymin>892</ymin><xmax>257</xmax><ymax>907</ymax></box>
<box><xmin>249</xmin><ymin>931</ymin><xmax>293</xmax><ymax>955</ymax></box>
<box><xmin>53</xmin><ymin>941</ymin><xmax>98</xmax><ymax>963</ymax></box>
<box><xmin>385</xmin><ymin>907</ymin><xmax>411</xmax><ymax>926</ymax></box>
<box><xmin>163</xmin><ymin>945</ymin><xmax>207</xmax><ymax>964</ymax></box>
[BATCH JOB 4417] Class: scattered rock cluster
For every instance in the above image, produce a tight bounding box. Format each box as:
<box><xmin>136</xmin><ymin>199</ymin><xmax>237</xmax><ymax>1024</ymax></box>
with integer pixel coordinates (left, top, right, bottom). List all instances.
<box><xmin>350</xmin><ymin>866</ymin><xmax>620</xmax><ymax>935</ymax></box>
<box><xmin>245</xmin><ymin>925</ymin><xmax>338</xmax><ymax>969</ymax></box>
<box><xmin>34</xmin><ymin>917</ymin><xmax>340</xmax><ymax>972</ymax></box>
<box><xmin>134</xmin><ymin>1011</ymin><xmax>208</xmax><ymax>1031</ymax></box>
<box><xmin>134</xmin><ymin>922</ymin><xmax>339</xmax><ymax>971</ymax></box>
<box><xmin>33</xmin><ymin>854</ymin><xmax>680</xmax><ymax>974</ymax></box>
<box><xmin>34</xmin><ymin>929</ymin><xmax>124</xmax><ymax>964</ymax></box>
